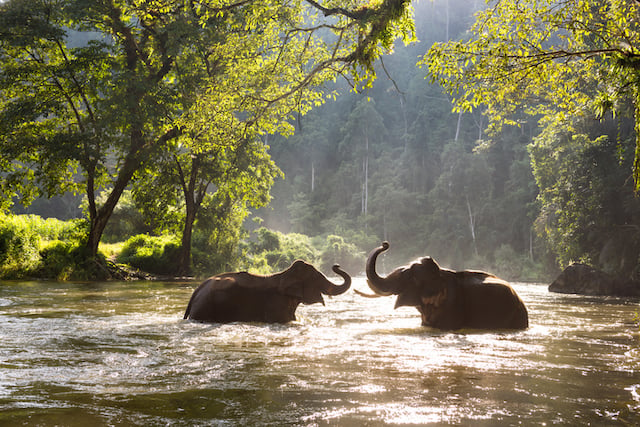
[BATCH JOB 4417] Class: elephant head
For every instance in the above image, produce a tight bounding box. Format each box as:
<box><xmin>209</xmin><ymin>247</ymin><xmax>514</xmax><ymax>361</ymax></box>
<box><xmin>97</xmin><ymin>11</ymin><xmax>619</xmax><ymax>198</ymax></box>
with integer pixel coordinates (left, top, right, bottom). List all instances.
<box><xmin>281</xmin><ymin>260</ymin><xmax>351</xmax><ymax>305</ymax></box>
<box><xmin>366</xmin><ymin>241</ymin><xmax>444</xmax><ymax>307</ymax></box>
<box><xmin>365</xmin><ymin>241</ymin><xmax>529</xmax><ymax>330</ymax></box>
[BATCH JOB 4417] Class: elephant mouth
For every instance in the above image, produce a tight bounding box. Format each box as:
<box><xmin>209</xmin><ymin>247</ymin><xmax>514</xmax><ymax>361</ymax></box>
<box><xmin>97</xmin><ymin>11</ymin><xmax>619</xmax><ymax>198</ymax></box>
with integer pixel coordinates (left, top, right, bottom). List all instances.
<box><xmin>366</xmin><ymin>279</ymin><xmax>395</xmax><ymax>296</ymax></box>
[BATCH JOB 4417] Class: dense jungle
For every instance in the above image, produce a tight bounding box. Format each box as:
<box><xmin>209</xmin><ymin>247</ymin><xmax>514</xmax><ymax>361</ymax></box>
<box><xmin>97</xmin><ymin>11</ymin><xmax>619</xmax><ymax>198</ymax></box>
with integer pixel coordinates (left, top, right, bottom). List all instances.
<box><xmin>1</xmin><ymin>0</ymin><xmax>640</xmax><ymax>287</ymax></box>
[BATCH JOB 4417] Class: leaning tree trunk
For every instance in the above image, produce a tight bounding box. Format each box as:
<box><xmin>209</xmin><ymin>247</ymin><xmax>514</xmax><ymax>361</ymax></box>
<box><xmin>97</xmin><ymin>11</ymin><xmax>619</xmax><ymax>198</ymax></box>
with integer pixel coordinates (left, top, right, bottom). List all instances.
<box><xmin>86</xmin><ymin>151</ymin><xmax>141</xmax><ymax>257</ymax></box>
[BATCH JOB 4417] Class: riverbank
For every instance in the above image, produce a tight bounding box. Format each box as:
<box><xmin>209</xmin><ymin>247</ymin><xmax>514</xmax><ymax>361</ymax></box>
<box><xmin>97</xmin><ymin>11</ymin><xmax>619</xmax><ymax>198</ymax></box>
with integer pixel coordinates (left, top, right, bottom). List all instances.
<box><xmin>550</xmin><ymin>263</ymin><xmax>640</xmax><ymax>297</ymax></box>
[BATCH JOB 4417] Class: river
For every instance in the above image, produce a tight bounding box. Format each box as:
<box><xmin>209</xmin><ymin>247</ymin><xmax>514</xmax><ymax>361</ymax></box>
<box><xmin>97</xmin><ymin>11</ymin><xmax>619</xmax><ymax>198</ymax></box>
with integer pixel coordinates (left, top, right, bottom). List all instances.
<box><xmin>0</xmin><ymin>278</ymin><xmax>638</xmax><ymax>425</ymax></box>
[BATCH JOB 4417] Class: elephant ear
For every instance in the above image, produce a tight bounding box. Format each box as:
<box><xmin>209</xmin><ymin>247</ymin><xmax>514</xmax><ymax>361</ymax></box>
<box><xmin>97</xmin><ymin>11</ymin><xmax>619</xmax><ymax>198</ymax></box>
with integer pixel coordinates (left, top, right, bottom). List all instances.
<box><xmin>394</xmin><ymin>283</ymin><xmax>422</xmax><ymax>308</ymax></box>
<box><xmin>422</xmin><ymin>272</ymin><xmax>455</xmax><ymax>301</ymax></box>
<box><xmin>302</xmin><ymin>284</ymin><xmax>324</xmax><ymax>305</ymax></box>
<box><xmin>283</xmin><ymin>281</ymin><xmax>325</xmax><ymax>305</ymax></box>
<box><xmin>280</xmin><ymin>260</ymin><xmax>326</xmax><ymax>305</ymax></box>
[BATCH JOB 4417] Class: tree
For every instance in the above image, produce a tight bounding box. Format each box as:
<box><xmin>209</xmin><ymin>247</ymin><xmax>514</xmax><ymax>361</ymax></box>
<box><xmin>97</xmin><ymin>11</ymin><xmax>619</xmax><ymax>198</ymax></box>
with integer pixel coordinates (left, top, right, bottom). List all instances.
<box><xmin>339</xmin><ymin>97</ymin><xmax>388</xmax><ymax>219</ymax></box>
<box><xmin>422</xmin><ymin>139</ymin><xmax>493</xmax><ymax>267</ymax></box>
<box><xmin>530</xmin><ymin>115</ymin><xmax>640</xmax><ymax>277</ymax></box>
<box><xmin>425</xmin><ymin>0</ymin><xmax>640</xmax><ymax>188</ymax></box>
<box><xmin>132</xmin><ymin>135</ymin><xmax>279</xmax><ymax>276</ymax></box>
<box><xmin>0</xmin><ymin>0</ymin><xmax>415</xmax><ymax>265</ymax></box>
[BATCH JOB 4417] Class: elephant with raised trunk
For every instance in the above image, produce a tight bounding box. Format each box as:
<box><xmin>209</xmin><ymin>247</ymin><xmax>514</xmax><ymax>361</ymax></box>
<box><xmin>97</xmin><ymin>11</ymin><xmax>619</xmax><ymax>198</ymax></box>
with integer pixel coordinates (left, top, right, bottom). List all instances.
<box><xmin>365</xmin><ymin>242</ymin><xmax>528</xmax><ymax>330</ymax></box>
<box><xmin>184</xmin><ymin>261</ymin><xmax>351</xmax><ymax>323</ymax></box>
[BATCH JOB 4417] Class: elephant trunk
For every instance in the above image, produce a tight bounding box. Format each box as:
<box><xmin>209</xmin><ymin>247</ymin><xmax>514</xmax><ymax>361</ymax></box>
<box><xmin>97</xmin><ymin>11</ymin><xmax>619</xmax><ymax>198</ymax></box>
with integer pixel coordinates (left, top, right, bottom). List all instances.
<box><xmin>323</xmin><ymin>264</ymin><xmax>351</xmax><ymax>295</ymax></box>
<box><xmin>366</xmin><ymin>241</ymin><xmax>397</xmax><ymax>296</ymax></box>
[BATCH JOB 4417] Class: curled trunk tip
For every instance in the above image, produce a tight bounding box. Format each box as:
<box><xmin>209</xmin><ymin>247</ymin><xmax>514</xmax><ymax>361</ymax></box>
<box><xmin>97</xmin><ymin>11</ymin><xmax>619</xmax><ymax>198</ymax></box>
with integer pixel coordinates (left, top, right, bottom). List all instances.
<box><xmin>366</xmin><ymin>241</ymin><xmax>397</xmax><ymax>295</ymax></box>
<box><xmin>324</xmin><ymin>264</ymin><xmax>351</xmax><ymax>295</ymax></box>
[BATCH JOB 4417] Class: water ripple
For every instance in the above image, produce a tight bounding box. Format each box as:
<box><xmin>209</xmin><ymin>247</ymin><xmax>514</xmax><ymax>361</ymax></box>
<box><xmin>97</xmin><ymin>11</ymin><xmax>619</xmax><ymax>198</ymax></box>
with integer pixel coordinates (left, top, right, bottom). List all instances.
<box><xmin>0</xmin><ymin>279</ymin><xmax>638</xmax><ymax>425</ymax></box>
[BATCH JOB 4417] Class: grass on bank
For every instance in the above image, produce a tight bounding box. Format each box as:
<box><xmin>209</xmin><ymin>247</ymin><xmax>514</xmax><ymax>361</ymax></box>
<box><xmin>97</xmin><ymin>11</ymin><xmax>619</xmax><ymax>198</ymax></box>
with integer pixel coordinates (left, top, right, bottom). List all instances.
<box><xmin>0</xmin><ymin>213</ymin><xmax>548</xmax><ymax>281</ymax></box>
<box><xmin>0</xmin><ymin>213</ymin><xmax>367</xmax><ymax>280</ymax></box>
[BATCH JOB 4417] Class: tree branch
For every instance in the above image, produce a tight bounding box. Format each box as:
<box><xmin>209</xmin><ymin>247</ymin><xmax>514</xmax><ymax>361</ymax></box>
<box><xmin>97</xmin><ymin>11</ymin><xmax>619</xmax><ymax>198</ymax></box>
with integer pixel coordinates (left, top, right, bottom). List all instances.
<box><xmin>304</xmin><ymin>0</ymin><xmax>369</xmax><ymax>20</ymax></box>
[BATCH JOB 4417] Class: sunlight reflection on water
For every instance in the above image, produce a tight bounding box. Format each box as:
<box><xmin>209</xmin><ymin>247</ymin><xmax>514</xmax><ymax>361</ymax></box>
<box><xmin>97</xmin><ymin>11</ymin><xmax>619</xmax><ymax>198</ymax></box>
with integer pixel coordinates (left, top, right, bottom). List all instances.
<box><xmin>0</xmin><ymin>278</ymin><xmax>638</xmax><ymax>425</ymax></box>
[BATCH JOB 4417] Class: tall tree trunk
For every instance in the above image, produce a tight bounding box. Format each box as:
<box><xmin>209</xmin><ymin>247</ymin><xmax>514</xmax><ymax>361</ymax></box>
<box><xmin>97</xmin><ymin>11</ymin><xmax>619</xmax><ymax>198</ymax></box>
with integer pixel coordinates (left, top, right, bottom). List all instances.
<box><xmin>177</xmin><ymin>199</ymin><xmax>196</xmax><ymax>277</ymax></box>
<box><xmin>634</xmin><ymin>89</ymin><xmax>640</xmax><ymax>192</ymax></box>
<box><xmin>472</xmin><ymin>112</ymin><xmax>484</xmax><ymax>141</ymax></box>
<box><xmin>445</xmin><ymin>0</ymin><xmax>450</xmax><ymax>41</ymax></box>
<box><xmin>362</xmin><ymin>133</ymin><xmax>369</xmax><ymax>216</ymax></box>
<box><xmin>466</xmin><ymin>194</ymin><xmax>478</xmax><ymax>257</ymax></box>
<box><xmin>529</xmin><ymin>228</ymin><xmax>534</xmax><ymax>260</ymax></box>
<box><xmin>85</xmin><ymin>127</ymin><xmax>179</xmax><ymax>259</ymax></box>
<box><xmin>454</xmin><ymin>110</ymin><xmax>463</xmax><ymax>141</ymax></box>
<box><xmin>175</xmin><ymin>154</ymin><xmax>206</xmax><ymax>277</ymax></box>
<box><xmin>311</xmin><ymin>160</ymin><xmax>315</xmax><ymax>192</ymax></box>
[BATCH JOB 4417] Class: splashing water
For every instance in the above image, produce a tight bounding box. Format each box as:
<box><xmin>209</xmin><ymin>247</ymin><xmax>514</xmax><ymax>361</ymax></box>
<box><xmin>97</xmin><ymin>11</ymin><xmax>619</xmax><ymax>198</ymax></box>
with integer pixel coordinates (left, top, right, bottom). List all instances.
<box><xmin>0</xmin><ymin>279</ymin><xmax>638</xmax><ymax>425</ymax></box>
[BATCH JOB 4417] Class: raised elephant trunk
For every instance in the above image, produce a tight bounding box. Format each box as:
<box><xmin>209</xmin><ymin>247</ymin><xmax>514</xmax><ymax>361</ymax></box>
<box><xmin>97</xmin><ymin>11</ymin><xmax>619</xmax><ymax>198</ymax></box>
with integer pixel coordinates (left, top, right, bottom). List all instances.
<box><xmin>323</xmin><ymin>264</ymin><xmax>351</xmax><ymax>295</ymax></box>
<box><xmin>366</xmin><ymin>241</ymin><xmax>399</xmax><ymax>296</ymax></box>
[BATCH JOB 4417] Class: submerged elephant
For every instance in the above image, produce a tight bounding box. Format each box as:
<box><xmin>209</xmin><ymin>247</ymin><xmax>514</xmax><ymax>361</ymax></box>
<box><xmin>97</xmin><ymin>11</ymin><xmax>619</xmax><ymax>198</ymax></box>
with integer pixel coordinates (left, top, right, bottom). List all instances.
<box><xmin>364</xmin><ymin>242</ymin><xmax>528</xmax><ymax>330</ymax></box>
<box><xmin>183</xmin><ymin>261</ymin><xmax>351</xmax><ymax>323</ymax></box>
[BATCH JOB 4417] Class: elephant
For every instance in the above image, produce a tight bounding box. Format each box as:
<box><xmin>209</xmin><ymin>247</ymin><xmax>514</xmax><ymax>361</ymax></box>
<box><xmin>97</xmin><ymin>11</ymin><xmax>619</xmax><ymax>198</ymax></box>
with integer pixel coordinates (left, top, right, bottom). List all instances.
<box><xmin>364</xmin><ymin>242</ymin><xmax>529</xmax><ymax>330</ymax></box>
<box><xmin>183</xmin><ymin>260</ymin><xmax>351</xmax><ymax>323</ymax></box>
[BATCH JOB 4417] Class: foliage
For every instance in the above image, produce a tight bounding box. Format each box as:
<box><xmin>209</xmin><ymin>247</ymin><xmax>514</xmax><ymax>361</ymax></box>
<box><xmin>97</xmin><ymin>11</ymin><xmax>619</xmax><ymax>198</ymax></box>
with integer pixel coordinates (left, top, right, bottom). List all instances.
<box><xmin>190</xmin><ymin>198</ymin><xmax>248</xmax><ymax>276</ymax></box>
<box><xmin>36</xmin><ymin>242</ymin><xmax>110</xmax><ymax>281</ymax></box>
<box><xmin>425</xmin><ymin>0</ymin><xmax>640</xmax><ymax>189</ymax></box>
<box><xmin>96</xmin><ymin>190</ymin><xmax>150</xmax><ymax>243</ymax></box>
<box><xmin>244</xmin><ymin>228</ymin><xmax>317</xmax><ymax>274</ymax></box>
<box><xmin>116</xmin><ymin>234</ymin><xmax>181</xmax><ymax>276</ymax></box>
<box><xmin>256</xmin><ymin>1</ymin><xmax>549</xmax><ymax>280</ymax></box>
<box><xmin>131</xmin><ymin>134</ymin><xmax>281</xmax><ymax>275</ymax></box>
<box><xmin>530</xmin><ymin>115</ymin><xmax>640</xmax><ymax>277</ymax></box>
<box><xmin>0</xmin><ymin>213</ymin><xmax>87</xmax><ymax>279</ymax></box>
<box><xmin>241</xmin><ymin>228</ymin><xmax>364</xmax><ymax>276</ymax></box>
<box><xmin>0</xmin><ymin>0</ymin><xmax>416</xmax><ymax>266</ymax></box>
<box><xmin>318</xmin><ymin>235</ymin><xmax>364</xmax><ymax>276</ymax></box>
<box><xmin>249</xmin><ymin>227</ymin><xmax>282</xmax><ymax>254</ymax></box>
<box><xmin>491</xmin><ymin>244</ymin><xmax>546</xmax><ymax>282</ymax></box>
<box><xmin>7</xmin><ymin>1</ymin><xmax>637</xmax><ymax>283</ymax></box>
<box><xmin>0</xmin><ymin>216</ymin><xmax>41</xmax><ymax>278</ymax></box>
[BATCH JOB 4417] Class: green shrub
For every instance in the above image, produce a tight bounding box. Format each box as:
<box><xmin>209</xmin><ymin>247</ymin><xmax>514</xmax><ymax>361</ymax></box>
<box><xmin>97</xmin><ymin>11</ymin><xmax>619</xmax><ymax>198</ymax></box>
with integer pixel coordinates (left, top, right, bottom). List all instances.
<box><xmin>189</xmin><ymin>200</ymin><xmax>248</xmax><ymax>276</ymax></box>
<box><xmin>280</xmin><ymin>233</ymin><xmax>316</xmax><ymax>262</ymax></box>
<box><xmin>191</xmin><ymin>222</ymin><xmax>244</xmax><ymax>276</ymax></box>
<box><xmin>0</xmin><ymin>220</ymin><xmax>40</xmax><ymax>278</ymax></box>
<box><xmin>491</xmin><ymin>244</ymin><xmax>548</xmax><ymax>282</ymax></box>
<box><xmin>242</xmin><ymin>228</ymin><xmax>319</xmax><ymax>274</ymax></box>
<box><xmin>241</xmin><ymin>229</ymin><xmax>367</xmax><ymax>276</ymax></box>
<box><xmin>116</xmin><ymin>234</ymin><xmax>181</xmax><ymax>275</ymax></box>
<box><xmin>36</xmin><ymin>241</ymin><xmax>76</xmax><ymax>280</ymax></box>
<box><xmin>36</xmin><ymin>241</ymin><xmax>110</xmax><ymax>281</ymax></box>
<box><xmin>318</xmin><ymin>235</ymin><xmax>364</xmax><ymax>276</ymax></box>
<box><xmin>250</xmin><ymin>227</ymin><xmax>280</xmax><ymax>253</ymax></box>
<box><xmin>0</xmin><ymin>213</ymin><xmax>88</xmax><ymax>279</ymax></box>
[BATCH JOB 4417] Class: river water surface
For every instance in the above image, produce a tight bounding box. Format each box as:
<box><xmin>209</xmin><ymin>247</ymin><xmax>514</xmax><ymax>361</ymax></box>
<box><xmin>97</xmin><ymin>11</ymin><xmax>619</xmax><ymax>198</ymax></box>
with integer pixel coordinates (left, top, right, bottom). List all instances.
<box><xmin>0</xmin><ymin>278</ymin><xmax>638</xmax><ymax>425</ymax></box>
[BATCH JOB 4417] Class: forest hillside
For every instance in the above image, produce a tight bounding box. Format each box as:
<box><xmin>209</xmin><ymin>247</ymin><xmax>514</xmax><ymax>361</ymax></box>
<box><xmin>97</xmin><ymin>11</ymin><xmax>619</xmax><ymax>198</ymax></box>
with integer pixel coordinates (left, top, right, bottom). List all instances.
<box><xmin>4</xmin><ymin>0</ymin><xmax>640</xmax><ymax>283</ymax></box>
<box><xmin>257</xmin><ymin>1</ymin><xmax>544</xmax><ymax>278</ymax></box>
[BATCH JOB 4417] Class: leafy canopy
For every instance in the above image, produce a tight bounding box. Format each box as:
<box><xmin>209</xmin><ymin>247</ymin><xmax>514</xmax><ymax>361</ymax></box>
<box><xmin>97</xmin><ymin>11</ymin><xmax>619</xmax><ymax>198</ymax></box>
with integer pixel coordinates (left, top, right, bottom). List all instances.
<box><xmin>424</xmin><ymin>0</ymin><xmax>640</xmax><ymax>188</ymax></box>
<box><xmin>0</xmin><ymin>0</ymin><xmax>415</xmax><ymax>257</ymax></box>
